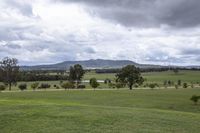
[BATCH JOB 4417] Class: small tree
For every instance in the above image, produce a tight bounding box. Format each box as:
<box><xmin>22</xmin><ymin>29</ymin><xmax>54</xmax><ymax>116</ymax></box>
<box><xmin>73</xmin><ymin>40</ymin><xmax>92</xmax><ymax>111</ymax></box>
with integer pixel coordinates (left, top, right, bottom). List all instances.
<box><xmin>61</xmin><ymin>82</ymin><xmax>75</xmax><ymax>90</ymax></box>
<box><xmin>190</xmin><ymin>95</ymin><xmax>200</xmax><ymax>105</ymax></box>
<box><xmin>18</xmin><ymin>84</ymin><xmax>27</xmax><ymax>91</ymax></box>
<box><xmin>116</xmin><ymin>65</ymin><xmax>144</xmax><ymax>90</ymax></box>
<box><xmin>173</xmin><ymin>68</ymin><xmax>179</xmax><ymax>74</ymax></box>
<box><xmin>183</xmin><ymin>83</ymin><xmax>188</xmax><ymax>88</ymax></box>
<box><xmin>0</xmin><ymin>57</ymin><xmax>19</xmax><ymax>91</ymax></box>
<box><xmin>168</xmin><ymin>80</ymin><xmax>172</xmax><ymax>86</ymax></box>
<box><xmin>31</xmin><ymin>82</ymin><xmax>39</xmax><ymax>90</ymax></box>
<box><xmin>90</xmin><ymin>78</ymin><xmax>99</xmax><ymax>90</ymax></box>
<box><xmin>177</xmin><ymin>80</ymin><xmax>181</xmax><ymax>86</ymax></box>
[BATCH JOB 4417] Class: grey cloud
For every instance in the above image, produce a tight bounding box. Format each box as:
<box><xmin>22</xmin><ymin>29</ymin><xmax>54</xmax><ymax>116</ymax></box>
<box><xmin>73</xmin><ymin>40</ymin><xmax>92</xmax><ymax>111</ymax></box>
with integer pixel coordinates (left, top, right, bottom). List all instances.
<box><xmin>5</xmin><ymin>0</ymin><xmax>33</xmax><ymax>16</ymax></box>
<box><xmin>181</xmin><ymin>48</ymin><xmax>200</xmax><ymax>55</ymax></box>
<box><xmin>58</xmin><ymin>0</ymin><xmax>200</xmax><ymax>28</ymax></box>
<box><xmin>5</xmin><ymin>43</ymin><xmax>21</xmax><ymax>49</ymax></box>
<box><xmin>84</xmin><ymin>47</ymin><xmax>96</xmax><ymax>54</ymax></box>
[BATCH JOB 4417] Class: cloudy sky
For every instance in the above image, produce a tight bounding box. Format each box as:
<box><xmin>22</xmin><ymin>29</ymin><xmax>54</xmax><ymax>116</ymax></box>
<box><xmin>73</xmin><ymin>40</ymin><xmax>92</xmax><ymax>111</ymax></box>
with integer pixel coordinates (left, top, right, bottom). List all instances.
<box><xmin>0</xmin><ymin>0</ymin><xmax>200</xmax><ymax>66</ymax></box>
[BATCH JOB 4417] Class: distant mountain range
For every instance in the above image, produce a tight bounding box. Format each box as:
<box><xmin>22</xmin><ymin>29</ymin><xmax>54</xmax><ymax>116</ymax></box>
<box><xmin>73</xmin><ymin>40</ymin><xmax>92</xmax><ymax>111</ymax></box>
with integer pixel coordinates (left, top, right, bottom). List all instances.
<box><xmin>21</xmin><ymin>59</ymin><xmax>164</xmax><ymax>70</ymax></box>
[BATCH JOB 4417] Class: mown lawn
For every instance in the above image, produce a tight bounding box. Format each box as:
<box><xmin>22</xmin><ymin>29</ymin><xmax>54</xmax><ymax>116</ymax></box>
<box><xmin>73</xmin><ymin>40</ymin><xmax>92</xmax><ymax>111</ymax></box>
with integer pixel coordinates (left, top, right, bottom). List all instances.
<box><xmin>0</xmin><ymin>89</ymin><xmax>200</xmax><ymax>133</ymax></box>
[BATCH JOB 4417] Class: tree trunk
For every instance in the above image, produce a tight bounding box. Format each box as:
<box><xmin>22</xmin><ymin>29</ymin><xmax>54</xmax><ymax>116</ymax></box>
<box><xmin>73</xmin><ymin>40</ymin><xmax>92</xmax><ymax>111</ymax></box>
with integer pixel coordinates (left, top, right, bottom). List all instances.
<box><xmin>76</xmin><ymin>81</ymin><xmax>78</xmax><ymax>89</ymax></box>
<box><xmin>129</xmin><ymin>84</ymin><xmax>133</xmax><ymax>90</ymax></box>
<box><xmin>9</xmin><ymin>82</ymin><xmax>11</xmax><ymax>91</ymax></box>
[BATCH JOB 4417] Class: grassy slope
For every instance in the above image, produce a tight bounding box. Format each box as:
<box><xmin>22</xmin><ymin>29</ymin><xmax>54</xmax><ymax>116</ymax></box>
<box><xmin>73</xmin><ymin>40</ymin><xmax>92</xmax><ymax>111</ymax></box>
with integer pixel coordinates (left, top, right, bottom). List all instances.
<box><xmin>0</xmin><ymin>89</ymin><xmax>200</xmax><ymax>133</ymax></box>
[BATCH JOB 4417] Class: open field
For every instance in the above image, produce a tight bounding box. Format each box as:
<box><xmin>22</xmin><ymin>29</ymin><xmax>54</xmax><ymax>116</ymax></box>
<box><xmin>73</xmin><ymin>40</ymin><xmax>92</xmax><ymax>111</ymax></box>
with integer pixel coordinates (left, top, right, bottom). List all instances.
<box><xmin>1</xmin><ymin>70</ymin><xmax>200</xmax><ymax>91</ymax></box>
<box><xmin>0</xmin><ymin>89</ymin><xmax>200</xmax><ymax>133</ymax></box>
<box><xmin>84</xmin><ymin>70</ymin><xmax>200</xmax><ymax>84</ymax></box>
<box><xmin>142</xmin><ymin>70</ymin><xmax>200</xmax><ymax>84</ymax></box>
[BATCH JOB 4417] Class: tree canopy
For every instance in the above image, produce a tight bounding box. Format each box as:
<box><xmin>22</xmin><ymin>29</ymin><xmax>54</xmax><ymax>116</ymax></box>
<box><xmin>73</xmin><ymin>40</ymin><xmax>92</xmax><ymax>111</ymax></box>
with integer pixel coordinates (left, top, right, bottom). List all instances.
<box><xmin>116</xmin><ymin>65</ymin><xmax>144</xmax><ymax>90</ymax></box>
<box><xmin>69</xmin><ymin>64</ymin><xmax>85</xmax><ymax>88</ymax></box>
<box><xmin>89</xmin><ymin>78</ymin><xmax>99</xmax><ymax>90</ymax></box>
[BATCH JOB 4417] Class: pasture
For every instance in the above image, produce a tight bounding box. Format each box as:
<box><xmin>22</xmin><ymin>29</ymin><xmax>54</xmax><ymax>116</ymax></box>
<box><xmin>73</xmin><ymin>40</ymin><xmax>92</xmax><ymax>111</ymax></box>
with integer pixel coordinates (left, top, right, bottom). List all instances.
<box><xmin>1</xmin><ymin>70</ymin><xmax>200</xmax><ymax>91</ymax></box>
<box><xmin>0</xmin><ymin>70</ymin><xmax>200</xmax><ymax>132</ymax></box>
<box><xmin>84</xmin><ymin>70</ymin><xmax>200</xmax><ymax>82</ymax></box>
<box><xmin>0</xmin><ymin>89</ymin><xmax>200</xmax><ymax>133</ymax></box>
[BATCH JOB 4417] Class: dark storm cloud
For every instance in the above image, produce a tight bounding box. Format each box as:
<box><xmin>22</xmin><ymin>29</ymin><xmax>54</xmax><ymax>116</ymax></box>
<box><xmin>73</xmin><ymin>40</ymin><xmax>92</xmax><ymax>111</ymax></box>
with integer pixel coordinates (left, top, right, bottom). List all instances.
<box><xmin>58</xmin><ymin>0</ymin><xmax>200</xmax><ymax>28</ymax></box>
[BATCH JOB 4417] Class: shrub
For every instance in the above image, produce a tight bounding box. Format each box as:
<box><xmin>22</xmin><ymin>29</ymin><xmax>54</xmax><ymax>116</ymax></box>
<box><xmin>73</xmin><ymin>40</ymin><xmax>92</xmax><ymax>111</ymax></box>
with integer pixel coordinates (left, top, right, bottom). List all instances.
<box><xmin>61</xmin><ymin>82</ymin><xmax>75</xmax><ymax>90</ymax></box>
<box><xmin>56</xmin><ymin>86</ymin><xmax>60</xmax><ymax>89</ymax></box>
<box><xmin>18</xmin><ymin>84</ymin><xmax>27</xmax><ymax>91</ymax></box>
<box><xmin>134</xmin><ymin>84</ymin><xmax>139</xmax><ymax>88</ymax></box>
<box><xmin>143</xmin><ymin>83</ymin><xmax>149</xmax><ymax>88</ymax></box>
<box><xmin>191</xmin><ymin>83</ymin><xmax>194</xmax><ymax>88</ymax></box>
<box><xmin>163</xmin><ymin>80</ymin><xmax>167</xmax><ymax>86</ymax></box>
<box><xmin>39</xmin><ymin>83</ymin><xmax>51</xmax><ymax>89</ymax></box>
<box><xmin>77</xmin><ymin>84</ymin><xmax>86</xmax><ymax>89</ymax></box>
<box><xmin>168</xmin><ymin>80</ymin><xmax>172</xmax><ymax>86</ymax></box>
<box><xmin>108</xmin><ymin>83</ymin><xmax>116</xmax><ymax>88</ymax></box>
<box><xmin>0</xmin><ymin>85</ymin><xmax>6</xmax><ymax>91</ymax></box>
<box><xmin>60</xmin><ymin>80</ymin><xmax>63</xmax><ymax>84</ymax></box>
<box><xmin>190</xmin><ymin>95</ymin><xmax>200</xmax><ymax>105</ymax></box>
<box><xmin>54</xmin><ymin>84</ymin><xmax>57</xmax><ymax>88</ymax></box>
<box><xmin>104</xmin><ymin>79</ymin><xmax>111</xmax><ymax>84</ymax></box>
<box><xmin>183</xmin><ymin>83</ymin><xmax>188</xmax><ymax>88</ymax></box>
<box><xmin>175</xmin><ymin>84</ymin><xmax>178</xmax><ymax>89</ymax></box>
<box><xmin>31</xmin><ymin>82</ymin><xmax>39</xmax><ymax>90</ymax></box>
<box><xmin>149</xmin><ymin>83</ymin><xmax>158</xmax><ymax>89</ymax></box>
<box><xmin>116</xmin><ymin>83</ymin><xmax>124</xmax><ymax>89</ymax></box>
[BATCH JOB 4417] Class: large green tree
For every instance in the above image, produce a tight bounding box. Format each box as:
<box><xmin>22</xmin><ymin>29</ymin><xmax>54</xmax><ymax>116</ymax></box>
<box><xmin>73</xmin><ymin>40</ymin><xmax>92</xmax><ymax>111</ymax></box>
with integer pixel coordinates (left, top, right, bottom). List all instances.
<box><xmin>116</xmin><ymin>65</ymin><xmax>144</xmax><ymax>90</ymax></box>
<box><xmin>0</xmin><ymin>57</ymin><xmax>19</xmax><ymax>91</ymax></box>
<box><xmin>69</xmin><ymin>64</ymin><xmax>85</xmax><ymax>88</ymax></box>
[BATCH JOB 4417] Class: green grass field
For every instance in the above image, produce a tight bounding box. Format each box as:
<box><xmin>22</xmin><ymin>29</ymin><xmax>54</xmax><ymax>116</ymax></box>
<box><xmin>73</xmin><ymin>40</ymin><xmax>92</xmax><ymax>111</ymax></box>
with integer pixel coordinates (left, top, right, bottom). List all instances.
<box><xmin>0</xmin><ymin>89</ymin><xmax>200</xmax><ymax>133</ymax></box>
<box><xmin>0</xmin><ymin>70</ymin><xmax>200</xmax><ymax>132</ymax></box>
<box><xmin>142</xmin><ymin>70</ymin><xmax>200</xmax><ymax>84</ymax></box>
<box><xmin>1</xmin><ymin>70</ymin><xmax>200</xmax><ymax>91</ymax></box>
<box><xmin>84</xmin><ymin>70</ymin><xmax>200</xmax><ymax>84</ymax></box>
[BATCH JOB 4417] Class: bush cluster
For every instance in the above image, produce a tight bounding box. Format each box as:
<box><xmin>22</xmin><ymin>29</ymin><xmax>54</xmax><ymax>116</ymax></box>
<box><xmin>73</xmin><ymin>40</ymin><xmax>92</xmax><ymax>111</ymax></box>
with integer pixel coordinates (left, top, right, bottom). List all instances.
<box><xmin>0</xmin><ymin>85</ymin><xmax>6</xmax><ymax>91</ymax></box>
<box><xmin>38</xmin><ymin>83</ymin><xmax>51</xmax><ymax>89</ymax></box>
<box><xmin>61</xmin><ymin>82</ymin><xmax>75</xmax><ymax>90</ymax></box>
<box><xmin>77</xmin><ymin>85</ymin><xmax>86</xmax><ymax>89</ymax></box>
<box><xmin>190</xmin><ymin>95</ymin><xmax>200</xmax><ymax>105</ymax></box>
<box><xmin>18</xmin><ymin>84</ymin><xmax>27</xmax><ymax>91</ymax></box>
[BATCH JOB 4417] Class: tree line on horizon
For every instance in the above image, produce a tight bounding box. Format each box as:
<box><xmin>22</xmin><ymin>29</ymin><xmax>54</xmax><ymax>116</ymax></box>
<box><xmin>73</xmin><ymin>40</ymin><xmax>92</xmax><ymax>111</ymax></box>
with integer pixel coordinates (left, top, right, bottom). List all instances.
<box><xmin>0</xmin><ymin>57</ymin><xmax>144</xmax><ymax>91</ymax></box>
